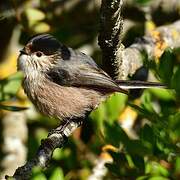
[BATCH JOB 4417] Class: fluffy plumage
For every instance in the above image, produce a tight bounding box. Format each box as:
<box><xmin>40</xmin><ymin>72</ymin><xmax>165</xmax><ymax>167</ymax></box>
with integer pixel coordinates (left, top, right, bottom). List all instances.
<box><xmin>17</xmin><ymin>34</ymin><xmax>165</xmax><ymax>121</ymax></box>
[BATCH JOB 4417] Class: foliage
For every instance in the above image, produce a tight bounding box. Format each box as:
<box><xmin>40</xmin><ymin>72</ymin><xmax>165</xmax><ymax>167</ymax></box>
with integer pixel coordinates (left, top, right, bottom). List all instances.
<box><xmin>0</xmin><ymin>0</ymin><xmax>180</xmax><ymax>179</ymax></box>
<box><xmin>88</xmin><ymin>49</ymin><xmax>180</xmax><ymax>179</ymax></box>
<box><xmin>0</xmin><ymin>72</ymin><xmax>27</xmax><ymax>111</ymax></box>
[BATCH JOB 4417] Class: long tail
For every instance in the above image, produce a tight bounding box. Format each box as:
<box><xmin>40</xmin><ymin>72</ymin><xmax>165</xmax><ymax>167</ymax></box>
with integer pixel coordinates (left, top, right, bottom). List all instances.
<box><xmin>116</xmin><ymin>80</ymin><xmax>166</xmax><ymax>89</ymax></box>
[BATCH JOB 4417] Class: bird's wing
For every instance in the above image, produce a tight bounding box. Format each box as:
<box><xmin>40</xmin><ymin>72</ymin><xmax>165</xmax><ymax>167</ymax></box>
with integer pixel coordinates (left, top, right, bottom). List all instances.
<box><xmin>71</xmin><ymin>51</ymin><xmax>166</xmax><ymax>90</ymax></box>
<box><xmin>46</xmin><ymin>51</ymin><xmax>128</xmax><ymax>95</ymax></box>
<box><xmin>46</xmin><ymin>66</ymin><xmax>128</xmax><ymax>94</ymax></box>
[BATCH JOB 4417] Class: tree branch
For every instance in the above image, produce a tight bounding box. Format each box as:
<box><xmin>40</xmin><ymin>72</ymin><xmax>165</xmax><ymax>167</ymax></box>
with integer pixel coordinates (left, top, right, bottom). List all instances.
<box><xmin>6</xmin><ymin>121</ymin><xmax>82</xmax><ymax>180</ymax></box>
<box><xmin>119</xmin><ymin>20</ymin><xmax>180</xmax><ymax>79</ymax></box>
<box><xmin>98</xmin><ymin>0</ymin><xmax>124</xmax><ymax>79</ymax></box>
<box><xmin>99</xmin><ymin>1</ymin><xmax>180</xmax><ymax>80</ymax></box>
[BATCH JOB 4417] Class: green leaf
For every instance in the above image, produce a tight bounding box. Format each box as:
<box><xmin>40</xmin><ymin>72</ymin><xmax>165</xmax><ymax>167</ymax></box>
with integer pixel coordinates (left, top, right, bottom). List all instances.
<box><xmin>0</xmin><ymin>104</ymin><xmax>28</xmax><ymax>111</ymax></box>
<box><xmin>141</xmin><ymin>91</ymin><xmax>156</xmax><ymax>114</ymax></box>
<box><xmin>135</xmin><ymin>0</ymin><xmax>152</xmax><ymax>5</ymax></box>
<box><xmin>49</xmin><ymin>167</ymin><xmax>64</xmax><ymax>180</ymax></box>
<box><xmin>25</xmin><ymin>8</ymin><xmax>45</xmax><ymax>27</ymax></box>
<box><xmin>169</xmin><ymin>112</ymin><xmax>180</xmax><ymax>137</ymax></box>
<box><xmin>140</xmin><ymin>124</ymin><xmax>155</xmax><ymax>149</ymax></box>
<box><xmin>148</xmin><ymin>177</ymin><xmax>169</xmax><ymax>180</ymax></box>
<box><xmin>90</xmin><ymin>102</ymin><xmax>106</xmax><ymax>130</ymax></box>
<box><xmin>105</xmin><ymin>163</ymin><xmax>122</xmax><ymax>177</ymax></box>
<box><xmin>136</xmin><ymin>175</ymin><xmax>149</xmax><ymax>180</ymax></box>
<box><xmin>150</xmin><ymin>89</ymin><xmax>175</xmax><ymax>101</ymax></box>
<box><xmin>127</xmin><ymin>103</ymin><xmax>158</xmax><ymax>122</ymax></box>
<box><xmin>0</xmin><ymin>72</ymin><xmax>23</xmax><ymax>101</ymax></box>
<box><xmin>90</xmin><ymin>93</ymin><xmax>127</xmax><ymax>130</ymax></box>
<box><xmin>31</xmin><ymin>174</ymin><xmax>46</xmax><ymax>180</ymax></box>
<box><xmin>125</xmin><ymin>139</ymin><xmax>152</xmax><ymax>156</ymax></box>
<box><xmin>35</xmin><ymin>128</ymin><xmax>48</xmax><ymax>145</ymax></box>
<box><xmin>108</xmin><ymin>151</ymin><xmax>127</xmax><ymax>166</ymax></box>
<box><xmin>52</xmin><ymin>149</ymin><xmax>63</xmax><ymax>161</ymax></box>
<box><xmin>146</xmin><ymin>162</ymin><xmax>169</xmax><ymax>177</ymax></box>
<box><xmin>103</xmin><ymin>121</ymin><xmax>129</xmax><ymax>147</ymax></box>
<box><xmin>33</xmin><ymin>22</ymin><xmax>50</xmax><ymax>33</ymax></box>
<box><xmin>159</xmin><ymin>49</ymin><xmax>174</xmax><ymax>85</ymax></box>
<box><xmin>131</xmin><ymin>155</ymin><xmax>145</xmax><ymax>172</ymax></box>
<box><xmin>175</xmin><ymin>156</ymin><xmax>180</xmax><ymax>174</ymax></box>
<box><xmin>105</xmin><ymin>93</ymin><xmax>127</xmax><ymax>123</ymax></box>
<box><xmin>172</xmin><ymin>66</ymin><xmax>180</xmax><ymax>97</ymax></box>
<box><xmin>31</xmin><ymin>167</ymin><xmax>46</xmax><ymax>180</ymax></box>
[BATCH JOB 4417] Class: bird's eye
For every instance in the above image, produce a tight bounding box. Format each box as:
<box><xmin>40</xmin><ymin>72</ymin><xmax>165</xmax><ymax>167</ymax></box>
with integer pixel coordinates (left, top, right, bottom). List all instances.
<box><xmin>35</xmin><ymin>51</ymin><xmax>43</xmax><ymax>57</ymax></box>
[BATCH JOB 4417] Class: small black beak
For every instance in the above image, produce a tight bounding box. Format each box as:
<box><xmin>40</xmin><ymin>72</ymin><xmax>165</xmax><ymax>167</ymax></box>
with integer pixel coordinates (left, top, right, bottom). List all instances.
<box><xmin>19</xmin><ymin>48</ymin><xmax>28</xmax><ymax>55</ymax></box>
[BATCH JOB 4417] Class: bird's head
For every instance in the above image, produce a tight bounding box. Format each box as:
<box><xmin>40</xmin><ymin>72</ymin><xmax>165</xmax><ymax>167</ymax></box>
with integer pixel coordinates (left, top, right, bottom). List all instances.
<box><xmin>17</xmin><ymin>34</ymin><xmax>64</xmax><ymax>75</ymax></box>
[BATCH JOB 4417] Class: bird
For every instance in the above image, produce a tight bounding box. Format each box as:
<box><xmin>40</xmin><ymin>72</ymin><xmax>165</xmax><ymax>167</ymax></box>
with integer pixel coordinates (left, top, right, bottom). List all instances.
<box><xmin>17</xmin><ymin>34</ymin><xmax>165</xmax><ymax>127</ymax></box>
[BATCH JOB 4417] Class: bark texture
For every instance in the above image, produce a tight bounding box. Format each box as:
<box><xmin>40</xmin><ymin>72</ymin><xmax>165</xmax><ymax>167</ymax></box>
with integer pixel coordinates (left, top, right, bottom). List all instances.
<box><xmin>118</xmin><ymin>20</ymin><xmax>180</xmax><ymax>79</ymax></box>
<box><xmin>7</xmin><ymin>121</ymin><xmax>81</xmax><ymax>180</ymax></box>
<box><xmin>98</xmin><ymin>0</ymin><xmax>124</xmax><ymax>79</ymax></box>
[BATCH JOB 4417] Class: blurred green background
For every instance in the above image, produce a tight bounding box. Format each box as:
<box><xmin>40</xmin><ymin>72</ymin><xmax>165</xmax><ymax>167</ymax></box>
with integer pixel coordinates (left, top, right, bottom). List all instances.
<box><xmin>0</xmin><ymin>0</ymin><xmax>180</xmax><ymax>179</ymax></box>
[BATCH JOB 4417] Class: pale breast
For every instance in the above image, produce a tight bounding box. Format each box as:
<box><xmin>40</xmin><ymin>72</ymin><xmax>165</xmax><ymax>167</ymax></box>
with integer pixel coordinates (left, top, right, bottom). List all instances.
<box><xmin>23</xmin><ymin>77</ymin><xmax>103</xmax><ymax>121</ymax></box>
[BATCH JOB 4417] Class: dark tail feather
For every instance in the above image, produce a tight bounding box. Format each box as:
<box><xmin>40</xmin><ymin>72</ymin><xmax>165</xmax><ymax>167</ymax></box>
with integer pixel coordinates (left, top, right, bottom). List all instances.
<box><xmin>115</xmin><ymin>80</ymin><xmax>166</xmax><ymax>89</ymax></box>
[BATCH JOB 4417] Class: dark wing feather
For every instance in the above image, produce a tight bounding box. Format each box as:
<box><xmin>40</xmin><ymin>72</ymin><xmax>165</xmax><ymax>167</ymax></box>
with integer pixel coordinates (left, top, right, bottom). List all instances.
<box><xmin>46</xmin><ymin>49</ymin><xmax>128</xmax><ymax>94</ymax></box>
